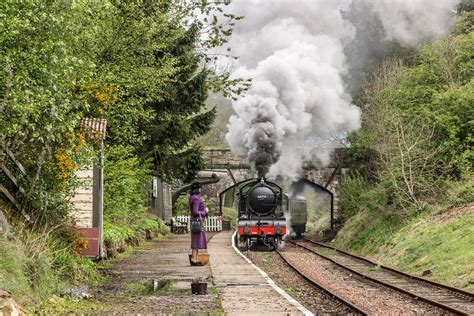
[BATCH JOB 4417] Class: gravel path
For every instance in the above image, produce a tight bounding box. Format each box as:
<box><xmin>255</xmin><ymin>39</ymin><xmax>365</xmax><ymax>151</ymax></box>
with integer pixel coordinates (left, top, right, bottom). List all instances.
<box><xmin>279</xmin><ymin>244</ymin><xmax>446</xmax><ymax>315</ymax></box>
<box><xmin>91</xmin><ymin>233</ymin><xmax>222</xmax><ymax>314</ymax></box>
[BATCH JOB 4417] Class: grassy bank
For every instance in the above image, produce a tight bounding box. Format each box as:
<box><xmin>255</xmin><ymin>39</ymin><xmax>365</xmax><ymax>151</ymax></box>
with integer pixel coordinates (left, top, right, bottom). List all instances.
<box><xmin>376</xmin><ymin>203</ymin><xmax>473</xmax><ymax>290</ymax></box>
<box><xmin>333</xmin><ymin>179</ymin><xmax>474</xmax><ymax>291</ymax></box>
<box><xmin>0</xmin><ymin>229</ymin><xmax>98</xmax><ymax>313</ymax></box>
<box><xmin>0</xmin><ymin>216</ymin><xmax>169</xmax><ymax>313</ymax></box>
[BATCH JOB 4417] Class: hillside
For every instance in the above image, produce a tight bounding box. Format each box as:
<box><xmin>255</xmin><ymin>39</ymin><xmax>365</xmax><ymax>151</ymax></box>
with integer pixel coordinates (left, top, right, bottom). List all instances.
<box><xmin>333</xmin><ymin>12</ymin><xmax>473</xmax><ymax>291</ymax></box>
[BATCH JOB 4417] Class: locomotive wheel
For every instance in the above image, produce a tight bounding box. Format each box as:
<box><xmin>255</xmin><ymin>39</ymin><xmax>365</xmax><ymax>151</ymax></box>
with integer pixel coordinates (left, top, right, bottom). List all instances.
<box><xmin>237</xmin><ymin>237</ymin><xmax>251</xmax><ymax>251</ymax></box>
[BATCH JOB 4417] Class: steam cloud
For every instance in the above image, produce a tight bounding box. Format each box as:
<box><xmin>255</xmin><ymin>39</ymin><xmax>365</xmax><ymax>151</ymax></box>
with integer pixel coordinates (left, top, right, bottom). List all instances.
<box><xmin>225</xmin><ymin>0</ymin><xmax>460</xmax><ymax>179</ymax></box>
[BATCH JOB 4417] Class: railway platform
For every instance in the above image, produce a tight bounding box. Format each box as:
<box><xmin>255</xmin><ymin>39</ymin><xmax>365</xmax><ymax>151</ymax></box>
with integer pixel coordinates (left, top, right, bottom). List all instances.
<box><xmin>91</xmin><ymin>231</ymin><xmax>310</xmax><ymax>314</ymax></box>
<box><xmin>208</xmin><ymin>231</ymin><xmax>308</xmax><ymax>315</ymax></box>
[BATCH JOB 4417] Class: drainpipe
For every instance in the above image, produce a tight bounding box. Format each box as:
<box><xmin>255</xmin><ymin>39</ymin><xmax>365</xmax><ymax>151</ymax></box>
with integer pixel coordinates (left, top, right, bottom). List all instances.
<box><xmin>98</xmin><ymin>139</ymin><xmax>104</xmax><ymax>259</ymax></box>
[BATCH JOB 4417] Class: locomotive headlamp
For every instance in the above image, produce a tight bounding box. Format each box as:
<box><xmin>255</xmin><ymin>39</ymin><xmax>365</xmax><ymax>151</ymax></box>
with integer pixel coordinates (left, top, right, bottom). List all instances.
<box><xmin>275</xmin><ymin>226</ymin><xmax>282</xmax><ymax>235</ymax></box>
<box><xmin>243</xmin><ymin>226</ymin><xmax>250</xmax><ymax>235</ymax></box>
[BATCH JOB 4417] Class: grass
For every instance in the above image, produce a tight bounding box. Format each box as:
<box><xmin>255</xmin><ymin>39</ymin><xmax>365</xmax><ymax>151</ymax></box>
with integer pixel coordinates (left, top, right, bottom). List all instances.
<box><xmin>369</xmin><ymin>264</ymin><xmax>382</xmax><ymax>272</ymax></box>
<box><xmin>0</xmin><ymin>236</ymin><xmax>37</xmax><ymax>307</ymax></box>
<box><xmin>39</xmin><ymin>295</ymin><xmax>113</xmax><ymax>314</ymax></box>
<box><xmin>333</xmin><ymin>198</ymin><xmax>474</xmax><ymax>291</ymax></box>
<box><xmin>0</xmin><ymin>229</ymin><xmax>102</xmax><ymax>314</ymax></box>
<box><xmin>208</xmin><ymin>286</ymin><xmax>218</xmax><ymax>295</ymax></box>
<box><xmin>333</xmin><ymin>205</ymin><xmax>403</xmax><ymax>254</ymax></box>
<box><xmin>333</xmin><ymin>176</ymin><xmax>474</xmax><ymax>291</ymax></box>
<box><xmin>124</xmin><ymin>280</ymin><xmax>156</xmax><ymax>295</ymax></box>
<box><xmin>376</xmin><ymin>206</ymin><xmax>474</xmax><ymax>290</ymax></box>
<box><xmin>311</xmin><ymin>247</ymin><xmax>337</xmax><ymax>256</ymax></box>
<box><xmin>1</xmin><ymin>220</ymin><xmax>170</xmax><ymax>313</ymax></box>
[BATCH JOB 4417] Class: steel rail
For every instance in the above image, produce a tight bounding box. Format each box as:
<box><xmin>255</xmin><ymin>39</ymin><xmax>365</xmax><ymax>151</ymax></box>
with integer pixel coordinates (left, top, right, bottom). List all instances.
<box><xmin>304</xmin><ymin>238</ymin><xmax>474</xmax><ymax>299</ymax></box>
<box><xmin>290</xmin><ymin>240</ymin><xmax>470</xmax><ymax>315</ymax></box>
<box><xmin>275</xmin><ymin>249</ymin><xmax>368</xmax><ymax>315</ymax></box>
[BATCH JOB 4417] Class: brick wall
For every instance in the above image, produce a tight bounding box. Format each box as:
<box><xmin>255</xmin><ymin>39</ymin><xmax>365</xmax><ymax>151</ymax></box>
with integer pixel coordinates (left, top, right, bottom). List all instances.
<box><xmin>202</xmin><ymin>149</ymin><xmax>249</xmax><ymax>169</ymax></box>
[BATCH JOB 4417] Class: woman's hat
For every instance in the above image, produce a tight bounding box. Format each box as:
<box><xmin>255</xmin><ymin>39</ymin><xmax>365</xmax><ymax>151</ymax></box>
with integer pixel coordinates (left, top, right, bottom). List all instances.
<box><xmin>191</xmin><ymin>182</ymin><xmax>201</xmax><ymax>191</ymax></box>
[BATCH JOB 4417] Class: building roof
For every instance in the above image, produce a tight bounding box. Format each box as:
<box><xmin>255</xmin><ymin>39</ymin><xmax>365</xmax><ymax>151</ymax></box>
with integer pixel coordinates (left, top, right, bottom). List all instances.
<box><xmin>79</xmin><ymin>117</ymin><xmax>107</xmax><ymax>140</ymax></box>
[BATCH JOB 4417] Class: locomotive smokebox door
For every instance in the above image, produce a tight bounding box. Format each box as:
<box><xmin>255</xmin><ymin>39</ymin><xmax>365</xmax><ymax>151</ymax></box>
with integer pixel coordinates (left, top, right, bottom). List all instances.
<box><xmin>247</xmin><ymin>185</ymin><xmax>277</xmax><ymax>215</ymax></box>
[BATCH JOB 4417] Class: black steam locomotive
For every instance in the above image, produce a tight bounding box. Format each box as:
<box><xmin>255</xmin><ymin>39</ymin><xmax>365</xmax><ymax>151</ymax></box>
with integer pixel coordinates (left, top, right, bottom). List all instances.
<box><xmin>218</xmin><ymin>177</ymin><xmax>310</xmax><ymax>249</ymax></box>
<box><xmin>237</xmin><ymin>179</ymin><xmax>287</xmax><ymax>248</ymax></box>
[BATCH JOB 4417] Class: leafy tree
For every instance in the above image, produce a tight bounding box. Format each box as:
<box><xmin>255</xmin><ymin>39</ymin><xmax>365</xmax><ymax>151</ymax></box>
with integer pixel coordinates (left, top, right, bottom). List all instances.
<box><xmin>0</xmin><ymin>1</ymin><xmax>97</xmax><ymax>223</ymax></box>
<box><xmin>348</xmin><ymin>13</ymin><xmax>473</xmax><ymax>212</ymax></box>
<box><xmin>85</xmin><ymin>0</ymin><xmax>247</xmax><ymax>182</ymax></box>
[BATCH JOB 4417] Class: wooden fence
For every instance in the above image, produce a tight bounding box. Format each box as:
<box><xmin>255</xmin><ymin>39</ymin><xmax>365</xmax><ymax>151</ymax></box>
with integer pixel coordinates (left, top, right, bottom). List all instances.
<box><xmin>1</xmin><ymin>139</ymin><xmax>31</xmax><ymax>222</ymax></box>
<box><xmin>176</xmin><ymin>215</ymin><xmax>222</xmax><ymax>232</ymax></box>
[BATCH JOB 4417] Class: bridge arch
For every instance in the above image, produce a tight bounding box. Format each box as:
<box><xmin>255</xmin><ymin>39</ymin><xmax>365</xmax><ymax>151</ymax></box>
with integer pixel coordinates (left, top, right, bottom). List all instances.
<box><xmin>200</xmin><ymin>148</ymin><xmax>348</xmax><ymax>219</ymax></box>
<box><xmin>216</xmin><ymin>177</ymin><xmax>336</xmax><ymax>231</ymax></box>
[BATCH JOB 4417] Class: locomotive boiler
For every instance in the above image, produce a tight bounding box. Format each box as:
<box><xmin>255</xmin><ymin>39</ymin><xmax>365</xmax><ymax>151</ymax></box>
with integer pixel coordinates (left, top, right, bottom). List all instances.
<box><xmin>237</xmin><ymin>179</ymin><xmax>286</xmax><ymax>249</ymax></box>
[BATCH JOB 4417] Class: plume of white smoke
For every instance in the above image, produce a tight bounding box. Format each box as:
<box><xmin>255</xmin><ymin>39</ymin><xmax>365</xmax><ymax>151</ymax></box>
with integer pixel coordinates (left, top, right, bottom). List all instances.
<box><xmin>363</xmin><ymin>0</ymin><xmax>459</xmax><ymax>45</ymax></box>
<box><xmin>225</xmin><ymin>0</ymin><xmax>460</xmax><ymax>180</ymax></box>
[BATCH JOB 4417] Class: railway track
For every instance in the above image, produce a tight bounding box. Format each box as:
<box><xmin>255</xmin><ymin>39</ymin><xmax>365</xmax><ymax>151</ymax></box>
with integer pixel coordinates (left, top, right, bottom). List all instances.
<box><xmin>274</xmin><ymin>248</ymin><xmax>368</xmax><ymax>315</ymax></box>
<box><xmin>291</xmin><ymin>238</ymin><xmax>474</xmax><ymax>315</ymax></box>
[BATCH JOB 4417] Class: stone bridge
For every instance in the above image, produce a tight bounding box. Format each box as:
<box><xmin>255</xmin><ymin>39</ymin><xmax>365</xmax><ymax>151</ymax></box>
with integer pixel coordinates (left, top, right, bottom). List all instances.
<box><xmin>197</xmin><ymin>148</ymin><xmax>351</xmax><ymax>218</ymax></box>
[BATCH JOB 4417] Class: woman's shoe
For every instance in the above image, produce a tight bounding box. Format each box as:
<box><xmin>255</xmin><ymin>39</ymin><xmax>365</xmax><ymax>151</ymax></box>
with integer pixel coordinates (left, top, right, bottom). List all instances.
<box><xmin>190</xmin><ymin>260</ymin><xmax>202</xmax><ymax>266</ymax></box>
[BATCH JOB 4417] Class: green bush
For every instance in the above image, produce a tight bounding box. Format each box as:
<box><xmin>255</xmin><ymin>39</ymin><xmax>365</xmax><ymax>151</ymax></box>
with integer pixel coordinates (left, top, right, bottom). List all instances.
<box><xmin>339</xmin><ymin>176</ymin><xmax>370</xmax><ymax>222</ymax></box>
<box><xmin>104</xmin><ymin>216</ymin><xmax>169</xmax><ymax>249</ymax></box>
<box><xmin>221</xmin><ymin>207</ymin><xmax>237</xmax><ymax>228</ymax></box>
<box><xmin>136</xmin><ymin>217</ymin><xmax>160</xmax><ymax>232</ymax></box>
<box><xmin>104</xmin><ymin>146</ymin><xmax>153</xmax><ymax>225</ymax></box>
<box><xmin>103</xmin><ymin>146</ymin><xmax>171</xmax><ymax>250</ymax></box>
<box><xmin>448</xmin><ymin>177</ymin><xmax>474</xmax><ymax>206</ymax></box>
<box><xmin>338</xmin><ymin>176</ymin><xmax>391</xmax><ymax>223</ymax></box>
<box><xmin>103</xmin><ymin>222</ymin><xmax>135</xmax><ymax>247</ymax></box>
<box><xmin>174</xmin><ymin>195</ymin><xmax>189</xmax><ymax>216</ymax></box>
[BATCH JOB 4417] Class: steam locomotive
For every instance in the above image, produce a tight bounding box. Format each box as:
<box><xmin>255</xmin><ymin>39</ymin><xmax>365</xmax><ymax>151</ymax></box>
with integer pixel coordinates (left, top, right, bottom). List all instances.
<box><xmin>236</xmin><ymin>179</ymin><xmax>308</xmax><ymax>248</ymax></box>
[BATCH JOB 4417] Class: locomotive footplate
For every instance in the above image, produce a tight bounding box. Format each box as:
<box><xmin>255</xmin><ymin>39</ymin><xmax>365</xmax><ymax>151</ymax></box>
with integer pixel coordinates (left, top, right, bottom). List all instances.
<box><xmin>238</xmin><ymin>219</ymin><xmax>287</xmax><ymax>237</ymax></box>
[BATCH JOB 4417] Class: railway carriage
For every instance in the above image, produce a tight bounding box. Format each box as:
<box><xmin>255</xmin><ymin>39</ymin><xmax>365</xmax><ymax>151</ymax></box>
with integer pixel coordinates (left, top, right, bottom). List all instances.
<box><xmin>283</xmin><ymin>193</ymin><xmax>307</xmax><ymax>238</ymax></box>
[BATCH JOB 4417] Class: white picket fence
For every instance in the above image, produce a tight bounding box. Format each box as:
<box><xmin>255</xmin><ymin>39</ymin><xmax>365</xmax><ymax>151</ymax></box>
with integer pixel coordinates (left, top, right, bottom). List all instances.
<box><xmin>176</xmin><ymin>215</ymin><xmax>222</xmax><ymax>232</ymax></box>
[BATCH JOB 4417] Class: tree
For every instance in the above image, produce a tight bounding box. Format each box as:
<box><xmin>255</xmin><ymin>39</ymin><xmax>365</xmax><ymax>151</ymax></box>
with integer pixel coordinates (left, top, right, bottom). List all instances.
<box><xmin>349</xmin><ymin>15</ymin><xmax>473</xmax><ymax>211</ymax></box>
<box><xmin>0</xmin><ymin>1</ymin><xmax>96</xmax><ymax>223</ymax></box>
<box><xmin>85</xmin><ymin>0</ymin><xmax>247</xmax><ymax>182</ymax></box>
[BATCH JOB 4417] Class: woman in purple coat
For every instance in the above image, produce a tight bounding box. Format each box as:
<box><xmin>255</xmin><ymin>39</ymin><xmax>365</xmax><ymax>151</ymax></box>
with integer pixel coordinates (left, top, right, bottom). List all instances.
<box><xmin>189</xmin><ymin>182</ymin><xmax>208</xmax><ymax>265</ymax></box>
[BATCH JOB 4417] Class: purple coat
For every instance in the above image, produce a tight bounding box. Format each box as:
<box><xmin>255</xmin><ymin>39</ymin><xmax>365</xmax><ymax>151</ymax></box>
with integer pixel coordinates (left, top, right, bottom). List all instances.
<box><xmin>189</xmin><ymin>193</ymin><xmax>207</xmax><ymax>249</ymax></box>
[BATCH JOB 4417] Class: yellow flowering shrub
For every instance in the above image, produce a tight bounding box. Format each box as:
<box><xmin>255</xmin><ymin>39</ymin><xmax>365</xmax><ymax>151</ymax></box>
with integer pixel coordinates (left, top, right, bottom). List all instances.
<box><xmin>55</xmin><ymin>150</ymin><xmax>75</xmax><ymax>181</ymax></box>
<box><xmin>82</xmin><ymin>82</ymin><xmax>120</xmax><ymax>114</ymax></box>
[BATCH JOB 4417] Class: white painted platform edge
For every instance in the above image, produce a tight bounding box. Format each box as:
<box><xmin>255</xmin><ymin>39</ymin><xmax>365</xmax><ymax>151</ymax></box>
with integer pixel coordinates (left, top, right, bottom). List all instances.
<box><xmin>231</xmin><ymin>232</ymin><xmax>313</xmax><ymax>316</ymax></box>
